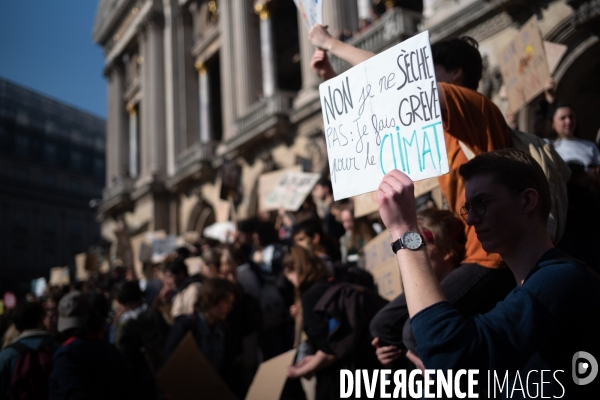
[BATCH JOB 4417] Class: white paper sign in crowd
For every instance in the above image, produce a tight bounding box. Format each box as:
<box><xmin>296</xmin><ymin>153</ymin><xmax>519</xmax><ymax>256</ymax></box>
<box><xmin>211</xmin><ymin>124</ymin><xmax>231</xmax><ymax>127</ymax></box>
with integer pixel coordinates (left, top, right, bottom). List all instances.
<box><xmin>263</xmin><ymin>171</ymin><xmax>321</xmax><ymax>211</ymax></box>
<box><xmin>319</xmin><ymin>31</ymin><xmax>449</xmax><ymax>200</ymax></box>
<box><xmin>293</xmin><ymin>0</ymin><xmax>322</xmax><ymax>30</ymax></box>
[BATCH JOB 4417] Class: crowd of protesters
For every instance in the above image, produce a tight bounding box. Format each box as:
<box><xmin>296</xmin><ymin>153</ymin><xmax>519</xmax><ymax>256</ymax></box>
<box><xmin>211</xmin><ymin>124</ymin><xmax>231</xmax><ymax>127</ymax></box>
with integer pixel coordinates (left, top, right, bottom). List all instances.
<box><xmin>2</xmin><ymin>14</ymin><xmax>600</xmax><ymax>400</ymax></box>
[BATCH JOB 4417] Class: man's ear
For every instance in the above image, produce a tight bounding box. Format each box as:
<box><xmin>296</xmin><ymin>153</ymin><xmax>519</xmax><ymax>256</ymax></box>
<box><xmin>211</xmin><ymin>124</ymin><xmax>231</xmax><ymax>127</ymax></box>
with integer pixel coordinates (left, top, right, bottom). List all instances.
<box><xmin>451</xmin><ymin>68</ymin><xmax>465</xmax><ymax>86</ymax></box>
<box><xmin>521</xmin><ymin>188</ymin><xmax>539</xmax><ymax>215</ymax></box>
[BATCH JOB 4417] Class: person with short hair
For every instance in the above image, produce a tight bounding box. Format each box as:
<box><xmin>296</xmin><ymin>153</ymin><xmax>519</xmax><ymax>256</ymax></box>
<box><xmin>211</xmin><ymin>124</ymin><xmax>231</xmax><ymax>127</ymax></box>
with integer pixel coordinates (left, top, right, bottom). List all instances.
<box><xmin>376</xmin><ymin>148</ymin><xmax>600</xmax><ymax>397</ymax></box>
<box><xmin>166</xmin><ymin>257</ymin><xmax>203</xmax><ymax>321</ymax></box>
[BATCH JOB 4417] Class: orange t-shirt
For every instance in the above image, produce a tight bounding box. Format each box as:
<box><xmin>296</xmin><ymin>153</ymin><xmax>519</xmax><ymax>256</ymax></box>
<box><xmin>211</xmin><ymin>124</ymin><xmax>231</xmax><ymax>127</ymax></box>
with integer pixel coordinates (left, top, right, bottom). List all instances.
<box><xmin>437</xmin><ymin>83</ymin><xmax>511</xmax><ymax>268</ymax></box>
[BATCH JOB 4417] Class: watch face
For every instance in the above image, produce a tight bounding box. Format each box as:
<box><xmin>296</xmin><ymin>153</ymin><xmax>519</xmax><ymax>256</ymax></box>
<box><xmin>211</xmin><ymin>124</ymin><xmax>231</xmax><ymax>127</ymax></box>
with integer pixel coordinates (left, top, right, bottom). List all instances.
<box><xmin>402</xmin><ymin>231</ymin><xmax>423</xmax><ymax>250</ymax></box>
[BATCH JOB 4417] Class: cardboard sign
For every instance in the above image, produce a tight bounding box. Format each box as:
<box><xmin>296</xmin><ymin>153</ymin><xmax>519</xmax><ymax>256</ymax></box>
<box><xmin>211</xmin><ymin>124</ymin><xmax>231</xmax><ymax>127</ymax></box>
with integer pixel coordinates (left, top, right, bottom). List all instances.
<box><xmin>151</xmin><ymin>234</ymin><xmax>178</xmax><ymax>263</ymax></box>
<box><xmin>293</xmin><ymin>0</ymin><xmax>322</xmax><ymax>31</ymax></box>
<box><xmin>184</xmin><ymin>257</ymin><xmax>204</xmax><ymax>276</ymax></box>
<box><xmin>543</xmin><ymin>41</ymin><xmax>568</xmax><ymax>74</ymax></box>
<box><xmin>259</xmin><ymin>166</ymin><xmax>302</xmax><ymax>212</ymax></box>
<box><xmin>203</xmin><ymin>221</ymin><xmax>236</xmax><ymax>243</ymax></box>
<box><xmin>75</xmin><ymin>253</ymin><xmax>89</xmax><ymax>281</ymax></box>
<box><xmin>353</xmin><ymin>177</ymin><xmax>441</xmax><ymax>218</ymax></box>
<box><xmin>263</xmin><ymin>171</ymin><xmax>321</xmax><ymax>212</ymax></box>
<box><xmin>245</xmin><ymin>349</ymin><xmax>297</xmax><ymax>400</ymax></box>
<box><xmin>49</xmin><ymin>266</ymin><xmax>70</xmax><ymax>287</ymax></box>
<box><xmin>157</xmin><ymin>332</ymin><xmax>237</xmax><ymax>400</ymax></box>
<box><xmin>319</xmin><ymin>31</ymin><xmax>448</xmax><ymax>200</ymax></box>
<box><xmin>363</xmin><ymin>230</ymin><xmax>403</xmax><ymax>301</ymax></box>
<box><xmin>498</xmin><ymin>16</ymin><xmax>550</xmax><ymax>112</ymax></box>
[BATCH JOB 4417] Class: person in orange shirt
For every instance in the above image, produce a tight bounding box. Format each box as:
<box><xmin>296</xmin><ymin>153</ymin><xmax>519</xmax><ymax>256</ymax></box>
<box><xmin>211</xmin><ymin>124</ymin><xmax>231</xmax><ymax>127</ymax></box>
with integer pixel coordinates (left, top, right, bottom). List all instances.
<box><xmin>308</xmin><ymin>25</ymin><xmax>516</xmax><ymax>366</ymax></box>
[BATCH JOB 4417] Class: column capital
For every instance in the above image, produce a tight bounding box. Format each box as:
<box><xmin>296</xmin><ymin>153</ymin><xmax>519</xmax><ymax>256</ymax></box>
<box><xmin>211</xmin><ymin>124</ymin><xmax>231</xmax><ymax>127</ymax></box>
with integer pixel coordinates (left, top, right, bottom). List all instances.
<box><xmin>195</xmin><ymin>61</ymin><xmax>207</xmax><ymax>75</ymax></box>
<box><xmin>126</xmin><ymin>102</ymin><xmax>137</xmax><ymax>115</ymax></box>
<box><xmin>254</xmin><ymin>1</ymin><xmax>272</xmax><ymax>20</ymax></box>
<box><xmin>103</xmin><ymin>58</ymin><xmax>125</xmax><ymax>77</ymax></box>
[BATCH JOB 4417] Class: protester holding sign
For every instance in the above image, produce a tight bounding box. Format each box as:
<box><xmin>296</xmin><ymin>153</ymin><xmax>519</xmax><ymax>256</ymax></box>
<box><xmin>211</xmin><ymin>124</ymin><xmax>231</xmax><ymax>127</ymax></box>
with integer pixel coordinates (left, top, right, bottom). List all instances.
<box><xmin>376</xmin><ymin>149</ymin><xmax>600</xmax><ymax>397</ymax></box>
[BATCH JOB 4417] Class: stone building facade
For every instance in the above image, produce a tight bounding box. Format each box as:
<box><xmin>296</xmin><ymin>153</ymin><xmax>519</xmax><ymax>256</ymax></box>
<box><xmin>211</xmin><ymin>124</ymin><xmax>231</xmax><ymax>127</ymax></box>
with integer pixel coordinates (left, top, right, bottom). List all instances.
<box><xmin>0</xmin><ymin>79</ymin><xmax>105</xmax><ymax>295</ymax></box>
<box><xmin>93</xmin><ymin>0</ymin><xmax>600</xmax><ymax>258</ymax></box>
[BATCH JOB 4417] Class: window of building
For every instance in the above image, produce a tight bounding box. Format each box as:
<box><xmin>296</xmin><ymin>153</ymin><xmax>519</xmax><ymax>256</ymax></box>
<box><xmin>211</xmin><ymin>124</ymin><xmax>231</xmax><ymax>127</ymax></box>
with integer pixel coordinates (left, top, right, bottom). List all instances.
<box><xmin>13</xmin><ymin>208</ymin><xmax>28</xmax><ymax>233</ymax></box>
<box><xmin>14</xmin><ymin>134</ymin><xmax>29</xmax><ymax>156</ymax></box>
<box><xmin>70</xmin><ymin>217</ymin><xmax>82</xmax><ymax>238</ymax></box>
<box><xmin>94</xmin><ymin>157</ymin><xmax>105</xmax><ymax>179</ymax></box>
<box><xmin>43</xmin><ymin>173</ymin><xmax>56</xmax><ymax>188</ymax></box>
<box><xmin>43</xmin><ymin>213</ymin><xmax>57</xmax><ymax>236</ymax></box>
<box><xmin>13</xmin><ymin>166</ymin><xmax>28</xmax><ymax>182</ymax></box>
<box><xmin>15</xmin><ymin>111</ymin><xmax>30</xmax><ymax>127</ymax></box>
<box><xmin>70</xmin><ymin>150</ymin><xmax>83</xmax><ymax>171</ymax></box>
<box><xmin>44</xmin><ymin>142</ymin><xmax>57</xmax><ymax>164</ymax></box>
<box><xmin>44</xmin><ymin>121</ymin><xmax>58</xmax><ymax>136</ymax></box>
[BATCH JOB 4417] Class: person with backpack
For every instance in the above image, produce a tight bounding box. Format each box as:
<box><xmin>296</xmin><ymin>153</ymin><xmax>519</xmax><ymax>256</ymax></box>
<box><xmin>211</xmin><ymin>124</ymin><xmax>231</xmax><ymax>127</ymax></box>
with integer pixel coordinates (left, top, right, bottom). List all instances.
<box><xmin>113</xmin><ymin>281</ymin><xmax>170</xmax><ymax>400</ymax></box>
<box><xmin>0</xmin><ymin>301</ymin><xmax>57</xmax><ymax>400</ymax></box>
<box><xmin>283</xmin><ymin>245</ymin><xmax>387</xmax><ymax>400</ymax></box>
<box><xmin>49</xmin><ymin>291</ymin><xmax>126</xmax><ymax>400</ymax></box>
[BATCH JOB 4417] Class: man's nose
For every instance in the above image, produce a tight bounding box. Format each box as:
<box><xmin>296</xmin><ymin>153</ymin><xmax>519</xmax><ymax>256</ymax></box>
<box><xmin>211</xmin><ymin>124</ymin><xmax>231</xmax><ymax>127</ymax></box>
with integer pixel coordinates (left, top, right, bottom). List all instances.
<box><xmin>465</xmin><ymin>209</ymin><xmax>480</xmax><ymax>226</ymax></box>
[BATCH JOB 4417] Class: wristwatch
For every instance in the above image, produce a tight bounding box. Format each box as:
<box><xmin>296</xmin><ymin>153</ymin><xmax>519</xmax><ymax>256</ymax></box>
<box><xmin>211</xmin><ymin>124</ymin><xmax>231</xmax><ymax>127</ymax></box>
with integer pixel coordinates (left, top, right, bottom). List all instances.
<box><xmin>391</xmin><ymin>231</ymin><xmax>425</xmax><ymax>253</ymax></box>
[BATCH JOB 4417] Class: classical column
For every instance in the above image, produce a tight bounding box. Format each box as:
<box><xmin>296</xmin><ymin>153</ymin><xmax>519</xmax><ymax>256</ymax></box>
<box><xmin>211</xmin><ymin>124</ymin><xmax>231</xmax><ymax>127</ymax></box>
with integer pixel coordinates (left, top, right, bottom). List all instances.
<box><xmin>255</xmin><ymin>2</ymin><xmax>277</xmax><ymax>98</ymax></box>
<box><xmin>105</xmin><ymin>61</ymin><xmax>128</xmax><ymax>185</ymax></box>
<box><xmin>177</xmin><ymin>7</ymin><xmax>199</xmax><ymax>152</ymax></box>
<box><xmin>218</xmin><ymin>0</ymin><xmax>237</xmax><ymax>140</ymax></box>
<box><xmin>163</xmin><ymin>0</ymin><xmax>180</xmax><ymax>177</ymax></box>
<box><xmin>126</xmin><ymin>103</ymin><xmax>139</xmax><ymax>178</ymax></box>
<box><xmin>141</xmin><ymin>12</ymin><xmax>167</xmax><ymax>179</ymax></box>
<box><xmin>195</xmin><ymin>61</ymin><xmax>211</xmax><ymax>143</ymax></box>
<box><xmin>232</xmin><ymin>0</ymin><xmax>262</xmax><ymax>116</ymax></box>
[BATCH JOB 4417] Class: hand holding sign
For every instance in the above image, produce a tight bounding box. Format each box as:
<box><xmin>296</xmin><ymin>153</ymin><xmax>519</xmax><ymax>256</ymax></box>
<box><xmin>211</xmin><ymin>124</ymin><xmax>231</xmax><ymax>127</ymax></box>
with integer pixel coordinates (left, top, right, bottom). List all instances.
<box><xmin>319</xmin><ymin>31</ymin><xmax>448</xmax><ymax>200</ymax></box>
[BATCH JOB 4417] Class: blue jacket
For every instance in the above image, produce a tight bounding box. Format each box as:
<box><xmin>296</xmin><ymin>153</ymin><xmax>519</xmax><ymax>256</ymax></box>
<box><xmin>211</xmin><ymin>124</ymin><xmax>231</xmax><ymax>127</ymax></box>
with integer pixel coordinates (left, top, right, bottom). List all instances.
<box><xmin>411</xmin><ymin>248</ymin><xmax>600</xmax><ymax>398</ymax></box>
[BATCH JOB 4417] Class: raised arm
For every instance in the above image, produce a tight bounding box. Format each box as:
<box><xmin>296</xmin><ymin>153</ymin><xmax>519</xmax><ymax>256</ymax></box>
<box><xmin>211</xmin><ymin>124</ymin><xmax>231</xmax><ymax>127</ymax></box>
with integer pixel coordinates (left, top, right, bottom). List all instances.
<box><xmin>309</xmin><ymin>24</ymin><xmax>375</xmax><ymax>67</ymax></box>
<box><xmin>377</xmin><ymin>170</ymin><xmax>446</xmax><ymax>318</ymax></box>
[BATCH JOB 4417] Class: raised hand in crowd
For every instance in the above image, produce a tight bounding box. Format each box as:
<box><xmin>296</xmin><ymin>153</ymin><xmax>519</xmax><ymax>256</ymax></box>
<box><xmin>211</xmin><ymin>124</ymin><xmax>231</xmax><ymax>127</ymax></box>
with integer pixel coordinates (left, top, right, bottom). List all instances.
<box><xmin>544</xmin><ymin>78</ymin><xmax>556</xmax><ymax>104</ymax></box>
<box><xmin>308</xmin><ymin>23</ymin><xmax>375</xmax><ymax>68</ymax></box>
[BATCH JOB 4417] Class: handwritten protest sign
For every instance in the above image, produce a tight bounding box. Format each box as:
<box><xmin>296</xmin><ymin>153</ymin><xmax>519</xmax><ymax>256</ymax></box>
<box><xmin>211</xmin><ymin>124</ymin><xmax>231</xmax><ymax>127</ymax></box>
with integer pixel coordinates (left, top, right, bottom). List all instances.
<box><xmin>245</xmin><ymin>349</ymin><xmax>297</xmax><ymax>400</ymax></box>
<box><xmin>363</xmin><ymin>230</ymin><xmax>403</xmax><ymax>301</ymax></box>
<box><xmin>293</xmin><ymin>0</ymin><xmax>322</xmax><ymax>31</ymax></box>
<box><xmin>319</xmin><ymin>31</ymin><xmax>448</xmax><ymax>200</ymax></box>
<box><xmin>158</xmin><ymin>332</ymin><xmax>237</xmax><ymax>400</ymax></box>
<box><xmin>498</xmin><ymin>16</ymin><xmax>550</xmax><ymax>112</ymax></box>
<box><xmin>49</xmin><ymin>266</ymin><xmax>70</xmax><ymax>287</ymax></box>
<box><xmin>262</xmin><ymin>171</ymin><xmax>321</xmax><ymax>212</ymax></box>
<box><xmin>259</xmin><ymin>166</ymin><xmax>302</xmax><ymax>211</ymax></box>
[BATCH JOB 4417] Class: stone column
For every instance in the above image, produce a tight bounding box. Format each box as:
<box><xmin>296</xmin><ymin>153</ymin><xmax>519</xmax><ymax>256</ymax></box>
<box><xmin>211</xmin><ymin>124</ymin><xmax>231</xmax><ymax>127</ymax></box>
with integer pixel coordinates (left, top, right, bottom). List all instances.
<box><xmin>195</xmin><ymin>61</ymin><xmax>211</xmax><ymax>143</ymax></box>
<box><xmin>255</xmin><ymin>3</ymin><xmax>277</xmax><ymax>98</ymax></box>
<box><xmin>219</xmin><ymin>0</ymin><xmax>237</xmax><ymax>140</ymax></box>
<box><xmin>232</xmin><ymin>0</ymin><xmax>262</xmax><ymax>116</ymax></box>
<box><xmin>163</xmin><ymin>0</ymin><xmax>179</xmax><ymax>177</ymax></box>
<box><xmin>177</xmin><ymin>7</ymin><xmax>199</xmax><ymax>152</ymax></box>
<box><xmin>126</xmin><ymin>103</ymin><xmax>139</xmax><ymax>178</ymax></box>
<box><xmin>294</xmin><ymin>11</ymin><xmax>321</xmax><ymax>108</ymax></box>
<box><xmin>105</xmin><ymin>61</ymin><xmax>128</xmax><ymax>185</ymax></box>
<box><xmin>141</xmin><ymin>12</ymin><xmax>166</xmax><ymax>179</ymax></box>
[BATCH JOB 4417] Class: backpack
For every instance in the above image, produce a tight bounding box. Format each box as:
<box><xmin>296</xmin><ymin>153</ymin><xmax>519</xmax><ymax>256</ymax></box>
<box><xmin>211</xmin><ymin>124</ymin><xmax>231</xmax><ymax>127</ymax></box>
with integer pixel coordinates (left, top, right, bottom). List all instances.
<box><xmin>9</xmin><ymin>337</ymin><xmax>54</xmax><ymax>400</ymax></box>
<box><xmin>459</xmin><ymin>129</ymin><xmax>571</xmax><ymax>244</ymax></box>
